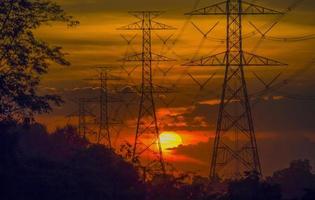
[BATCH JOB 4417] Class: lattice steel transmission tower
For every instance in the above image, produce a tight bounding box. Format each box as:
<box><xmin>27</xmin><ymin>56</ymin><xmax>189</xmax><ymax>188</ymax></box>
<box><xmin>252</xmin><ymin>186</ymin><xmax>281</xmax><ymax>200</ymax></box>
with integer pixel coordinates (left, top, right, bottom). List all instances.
<box><xmin>67</xmin><ymin>98</ymin><xmax>96</xmax><ymax>139</ymax></box>
<box><xmin>185</xmin><ymin>0</ymin><xmax>286</xmax><ymax>179</ymax></box>
<box><xmin>78</xmin><ymin>98</ymin><xmax>88</xmax><ymax>138</ymax></box>
<box><xmin>88</xmin><ymin>67</ymin><xmax>121</xmax><ymax>148</ymax></box>
<box><xmin>118</xmin><ymin>11</ymin><xmax>175</xmax><ymax>175</ymax></box>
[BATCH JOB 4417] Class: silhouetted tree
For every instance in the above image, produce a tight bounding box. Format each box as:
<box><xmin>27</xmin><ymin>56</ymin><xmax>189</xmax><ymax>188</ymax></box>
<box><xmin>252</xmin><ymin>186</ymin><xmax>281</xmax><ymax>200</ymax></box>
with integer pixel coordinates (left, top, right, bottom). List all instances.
<box><xmin>146</xmin><ymin>173</ymin><xmax>223</xmax><ymax>200</ymax></box>
<box><xmin>225</xmin><ymin>171</ymin><xmax>282</xmax><ymax>200</ymax></box>
<box><xmin>17</xmin><ymin>124</ymin><xmax>89</xmax><ymax>162</ymax></box>
<box><xmin>181</xmin><ymin>175</ymin><xmax>221</xmax><ymax>200</ymax></box>
<box><xmin>0</xmin><ymin>121</ymin><xmax>145</xmax><ymax>200</ymax></box>
<box><xmin>147</xmin><ymin>173</ymin><xmax>188</xmax><ymax>200</ymax></box>
<box><xmin>0</xmin><ymin>0</ymin><xmax>78</xmax><ymax>122</ymax></box>
<box><xmin>181</xmin><ymin>175</ymin><xmax>210</xmax><ymax>200</ymax></box>
<box><xmin>268</xmin><ymin>160</ymin><xmax>315</xmax><ymax>199</ymax></box>
<box><xmin>68</xmin><ymin>145</ymin><xmax>145</xmax><ymax>200</ymax></box>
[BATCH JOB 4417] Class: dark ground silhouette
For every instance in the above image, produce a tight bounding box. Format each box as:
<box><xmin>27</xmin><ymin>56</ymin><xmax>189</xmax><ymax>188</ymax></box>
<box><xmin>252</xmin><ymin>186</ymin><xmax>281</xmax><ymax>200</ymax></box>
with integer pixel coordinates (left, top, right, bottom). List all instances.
<box><xmin>0</xmin><ymin>121</ymin><xmax>314</xmax><ymax>200</ymax></box>
<box><xmin>0</xmin><ymin>121</ymin><xmax>145</xmax><ymax>200</ymax></box>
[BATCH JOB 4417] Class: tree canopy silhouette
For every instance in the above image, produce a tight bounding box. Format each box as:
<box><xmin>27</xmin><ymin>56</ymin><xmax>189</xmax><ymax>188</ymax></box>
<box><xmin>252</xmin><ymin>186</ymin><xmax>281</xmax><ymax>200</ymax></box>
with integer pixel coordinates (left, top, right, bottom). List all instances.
<box><xmin>0</xmin><ymin>121</ymin><xmax>145</xmax><ymax>200</ymax></box>
<box><xmin>0</xmin><ymin>0</ymin><xmax>78</xmax><ymax>122</ymax></box>
<box><xmin>225</xmin><ymin>171</ymin><xmax>282</xmax><ymax>200</ymax></box>
<box><xmin>268</xmin><ymin>159</ymin><xmax>315</xmax><ymax>199</ymax></box>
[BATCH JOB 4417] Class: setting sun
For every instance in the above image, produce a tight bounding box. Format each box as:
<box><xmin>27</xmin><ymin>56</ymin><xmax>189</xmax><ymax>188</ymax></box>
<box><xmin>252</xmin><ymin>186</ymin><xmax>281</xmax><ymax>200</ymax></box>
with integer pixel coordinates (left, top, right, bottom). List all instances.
<box><xmin>159</xmin><ymin>132</ymin><xmax>183</xmax><ymax>150</ymax></box>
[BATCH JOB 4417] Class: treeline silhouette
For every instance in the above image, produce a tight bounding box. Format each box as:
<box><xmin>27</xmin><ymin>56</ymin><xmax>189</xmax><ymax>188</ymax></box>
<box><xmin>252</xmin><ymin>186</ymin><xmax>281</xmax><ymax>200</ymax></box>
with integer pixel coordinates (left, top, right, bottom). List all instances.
<box><xmin>0</xmin><ymin>121</ymin><xmax>145</xmax><ymax>200</ymax></box>
<box><xmin>0</xmin><ymin>121</ymin><xmax>314</xmax><ymax>200</ymax></box>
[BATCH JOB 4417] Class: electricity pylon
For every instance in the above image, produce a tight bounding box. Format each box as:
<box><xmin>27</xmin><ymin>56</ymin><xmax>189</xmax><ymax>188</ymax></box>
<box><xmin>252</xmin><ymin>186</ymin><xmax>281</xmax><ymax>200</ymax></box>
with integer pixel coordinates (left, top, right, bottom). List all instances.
<box><xmin>78</xmin><ymin>98</ymin><xmax>88</xmax><ymax>138</ymax></box>
<box><xmin>87</xmin><ymin>67</ymin><xmax>121</xmax><ymax>148</ymax></box>
<box><xmin>118</xmin><ymin>11</ymin><xmax>175</xmax><ymax>175</ymax></box>
<box><xmin>67</xmin><ymin>98</ymin><xmax>96</xmax><ymax>139</ymax></box>
<box><xmin>185</xmin><ymin>0</ymin><xmax>287</xmax><ymax>180</ymax></box>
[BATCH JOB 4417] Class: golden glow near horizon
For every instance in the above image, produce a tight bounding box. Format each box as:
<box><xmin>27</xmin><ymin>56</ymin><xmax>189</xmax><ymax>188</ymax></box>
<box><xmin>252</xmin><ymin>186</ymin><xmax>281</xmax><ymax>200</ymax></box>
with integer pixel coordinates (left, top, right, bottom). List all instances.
<box><xmin>159</xmin><ymin>131</ymin><xmax>183</xmax><ymax>150</ymax></box>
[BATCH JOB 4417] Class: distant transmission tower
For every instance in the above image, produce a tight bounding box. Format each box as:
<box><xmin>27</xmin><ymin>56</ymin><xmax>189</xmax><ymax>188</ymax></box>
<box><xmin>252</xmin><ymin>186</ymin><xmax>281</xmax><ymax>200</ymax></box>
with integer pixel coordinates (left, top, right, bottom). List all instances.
<box><xmin>185</xmin><ymin>0</ymin><xmax>286</xmax><ymax>179</ymax></box>
<box><xmin>68</xmin><ymin>97</ymin><xmax>96</xmax><ymax>139</ymax></box>
<box><xmin>78</xmin><ymin>98</ymin><xmax>88</xmax><ymax>138</ymax></box>
<box><xmin>88</xmin><ymin>67</ymin><xmax>121</xmax><ymax>148</ymax></box>
<box><xmin>118</xmin><ymin>11</ymin><xmax>175</xmax><ymax>175</ymax></box>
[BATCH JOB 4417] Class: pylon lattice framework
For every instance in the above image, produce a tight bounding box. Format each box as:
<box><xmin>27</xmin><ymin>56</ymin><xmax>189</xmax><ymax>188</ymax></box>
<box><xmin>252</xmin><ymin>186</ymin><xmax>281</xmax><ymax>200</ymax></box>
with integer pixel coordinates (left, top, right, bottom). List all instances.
<box><xmin>87</xmin><ymin>67</ymin><xmax>121</xmax><ymax>148</ymax></box>
<box><xmin>78</xmin><ymin>98</ymin><xmax>93</xmax><ymax>139</ymax></box>
<box><xmin>118</xmin><ymin>11</ymin><xmax>175</xmax><ymax>175</ymax></box>
<box><xmin>67</xmin><ymin>97</ymin><xmax>96</xmax><ymax>139</ymax></box>
<box><xmin>185</xmin><ymin>0</ymin><xmax>286</xmax><ymax>180</ymax></box>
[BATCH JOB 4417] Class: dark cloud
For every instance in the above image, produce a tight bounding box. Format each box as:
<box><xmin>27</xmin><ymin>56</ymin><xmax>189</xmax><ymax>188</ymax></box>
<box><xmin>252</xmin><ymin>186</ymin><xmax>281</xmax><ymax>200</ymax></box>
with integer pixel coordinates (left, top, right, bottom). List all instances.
<box><xmin>159</xmin><ymin>92</ymin><xmax>315</xmax><ymax>134</ymax></box>
<box><xmin>260</xmin><ymin>134</ymin><xmax>315</xmax><ymax>176</ymax></box>
<box><xmin>46</xmin><ymin>37</ymin><xmax>123</xmax><ymax>47</ymax></box>
<box><xmin>57</xmin><ymin>0</ymin><xmax>198</xmax><ymax>14</ymax></box>
<box><xmin>167</xmin><ymin>140</ymin><xmax>211</xmax><ymax>175</ymax></box>
<box><xmin>171</xmin><ymin>134</ymin><xmax>315</xmax><ymax>176</ymax></box>
<box><xmin>254</xmin><ymin>98</ymin><xmax>315</xmax><ymax>133</ymax></box>
<box><xmin>57</xmin><ymin>0</ymin><xmax>315</xmax><ymax>15</ymax></box>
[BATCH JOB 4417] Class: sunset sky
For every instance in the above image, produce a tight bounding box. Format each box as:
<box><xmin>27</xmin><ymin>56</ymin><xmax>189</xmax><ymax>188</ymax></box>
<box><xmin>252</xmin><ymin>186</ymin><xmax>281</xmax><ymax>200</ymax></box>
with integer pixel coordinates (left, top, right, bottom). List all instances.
<box><xmin>35</xmin><ymin>0</ymin><xmax>315</xmax><ymax>176</ymax></box>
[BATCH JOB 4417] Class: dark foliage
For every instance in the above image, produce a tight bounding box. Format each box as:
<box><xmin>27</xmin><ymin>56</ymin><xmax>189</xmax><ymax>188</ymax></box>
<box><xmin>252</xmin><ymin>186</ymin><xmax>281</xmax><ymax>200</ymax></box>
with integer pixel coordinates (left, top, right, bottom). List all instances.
<box><xmin>147</xmin><ymin>174</ymin><xmax>188</xmax><ymax>200</ymax></box>
<box><xmin>147</xmin><ymin>173</ymin><xmax>225</xmax><ymax>200</ymax></box>
<box><xmin>224</xmin><ymin>171</ymin><xmax>282</xmax><ymax>200</ymax></box>
<box><xmin>268</xmin><ymin>160</ymin><xmax>315</xmax><ymax>200</ymax></box>
<box><xmin>1</xmin><ymin>121</ymin><xmax>315</xmax><ymax>200</ymax></box>
<box><xmin>0</xmin><ymin>0</ymin><xmax>78</xmax><ymax>122</ymax></box>
<box><xmin>0</xmin><ymin>121</ymin><xmax>145</xmax><ymax>200</ymax></box>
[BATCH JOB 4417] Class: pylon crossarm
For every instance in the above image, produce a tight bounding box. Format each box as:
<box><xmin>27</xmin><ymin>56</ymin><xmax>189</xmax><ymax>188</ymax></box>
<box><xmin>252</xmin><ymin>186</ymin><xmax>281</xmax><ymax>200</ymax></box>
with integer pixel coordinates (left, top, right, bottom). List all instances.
<box><xmin>117</xmin><ymin>21</ymin><xmax>143</xmax><ymax>30</ymax></box>
<box><xmin>117</xmin><ymin>20</ymin><xmax>175</xmax><ymax>30</ymax></box>
<box><xmin>120</xmin><ymin>53</ymin><xmax>176</xmax><ymax>62</ymax></box>
<box><xmin>185</xmin><ymin>1</ymin><xmax>227</xmax><ymax>15</ymax></box>
<box><xmin>242</xmin><ymin>2</ymin><xmax>284</xmax><ymax>15</ymax></box>
<box><xmin>183</xmin><ymin>52</ymin><xmax>227</xmax><ymax>66</ymax></box>
<box><xmin>128</xmin><ymin>11</ymin><xmax>164</xmax><ymax>19</ymax></box>
<box><xmin>185</xmin><ymin>1</ymin><xmax>283</xmax><ymax>16</ymax></box>
<box><xmin>119</xmin><ymin>53</ymin><xmax>142</xmax><ymax>62</ymax></box>
<box><xmin>183</xmin><ymin>51</ymin><xmax>287</xmax><ymax>67</ymax></box>
<box><xmin>151</xmin><ymin>21</ymin><xmax>177</xmax><ymax>30</ymax></box>
<box><xmin>242</xmin><ymin>52</ymin><xmax>287</xmax><ymax>66</ymax></box>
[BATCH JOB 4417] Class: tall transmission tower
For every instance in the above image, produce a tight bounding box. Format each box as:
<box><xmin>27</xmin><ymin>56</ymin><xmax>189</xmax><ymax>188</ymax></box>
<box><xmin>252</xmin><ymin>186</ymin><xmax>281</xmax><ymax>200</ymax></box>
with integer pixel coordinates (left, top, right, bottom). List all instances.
<box><xmin>67</xmin><ymin>97</ymin><xmax>96</xmax><ymax>139</ymax></box>
<box><xmin>185</xmin><ymin>0</ymin><xmax>287</xmax><ymax>179</ymax></box>
<box><xmin>118</xmin><ymin>11</ymin><xmax>175</xmax><ymax>175</ymax></box>
<box><xmin>87</xmin><ymin>67</ymin><xmax>121</xmax><ymax>148</ymax></box>
<box><xmin>78</xmin><ymin>98</ymin><xmax>88</xmax><ymax>139</ymax></box>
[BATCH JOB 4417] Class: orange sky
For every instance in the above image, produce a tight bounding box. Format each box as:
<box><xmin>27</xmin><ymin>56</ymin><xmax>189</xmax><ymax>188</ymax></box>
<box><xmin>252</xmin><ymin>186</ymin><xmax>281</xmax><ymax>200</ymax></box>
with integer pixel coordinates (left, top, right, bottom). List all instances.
<box><xmin>35</xmin><ymin>0</ymin><xmax>315</xmax><ymax>176</ymax></box>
